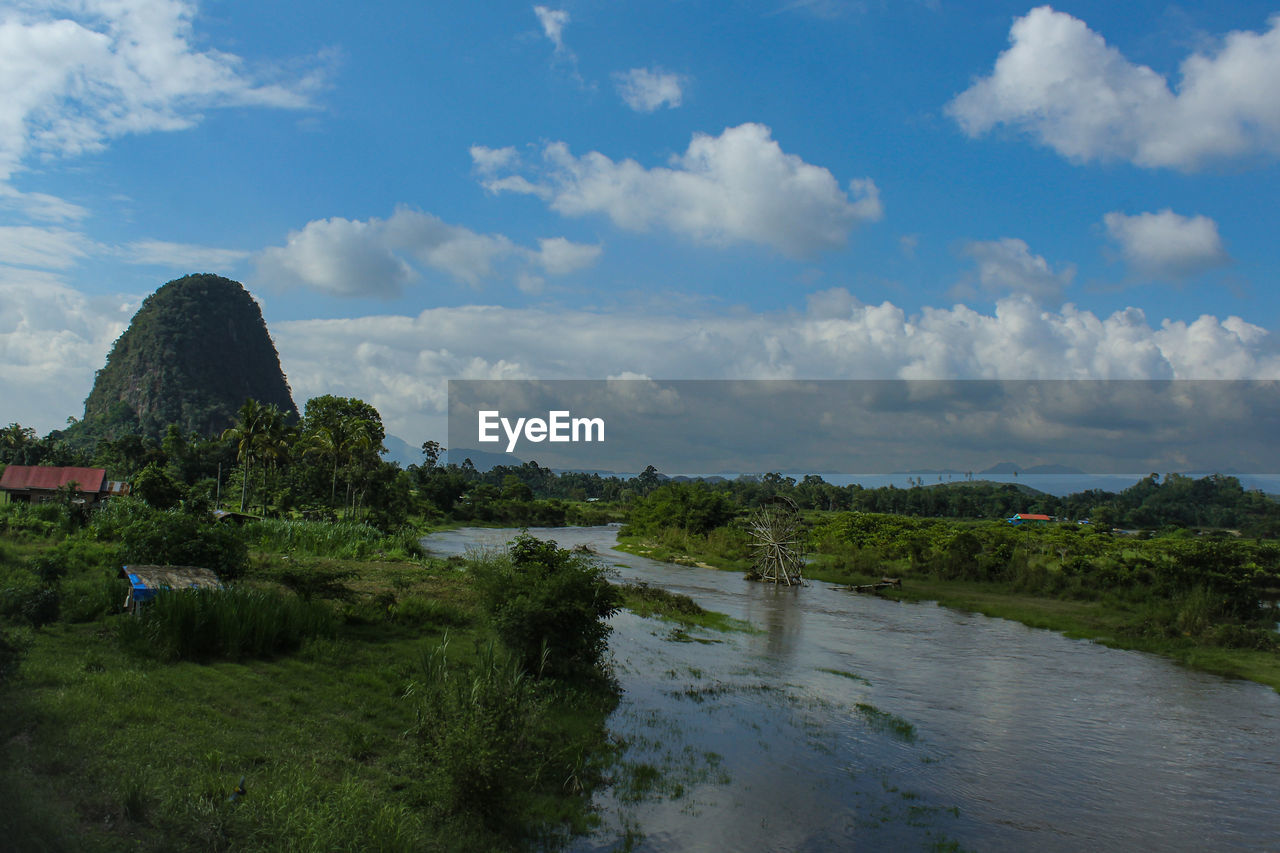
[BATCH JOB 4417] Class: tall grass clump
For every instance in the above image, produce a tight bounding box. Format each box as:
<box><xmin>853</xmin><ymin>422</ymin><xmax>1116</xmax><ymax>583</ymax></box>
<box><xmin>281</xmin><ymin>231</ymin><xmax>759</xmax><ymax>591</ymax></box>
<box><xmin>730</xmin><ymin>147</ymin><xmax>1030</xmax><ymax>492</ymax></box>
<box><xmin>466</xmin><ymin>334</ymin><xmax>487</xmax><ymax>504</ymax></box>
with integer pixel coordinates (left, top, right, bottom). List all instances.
<box><xmin>242</xmin><ymin>518</ymin><xmax>387</xmax><ymax>559</ymax></box>
<box><xmin>407</xmin><ymin>639</ymin><xmax>590</xmax><ymax>844</ymax></box>
<box><xmin>118</xmin><ymin>587</ymin><xmax>334</xmax><ymax>662</ymax></box>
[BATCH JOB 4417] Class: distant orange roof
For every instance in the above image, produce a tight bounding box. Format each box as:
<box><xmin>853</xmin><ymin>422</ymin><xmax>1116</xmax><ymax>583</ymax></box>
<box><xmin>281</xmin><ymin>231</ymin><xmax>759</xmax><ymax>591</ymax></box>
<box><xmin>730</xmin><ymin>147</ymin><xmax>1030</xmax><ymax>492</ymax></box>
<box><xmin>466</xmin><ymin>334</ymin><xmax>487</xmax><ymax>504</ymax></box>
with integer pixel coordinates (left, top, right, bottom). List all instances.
<box><xmin>0</xmin><ymin>466</ymin><xmax>107</xmax><ymax>493</ymax></box>
<box><xmin>1015</xmin><ymin>513</ymin><xmax>1052</xmax><ymax>521</ymax></box>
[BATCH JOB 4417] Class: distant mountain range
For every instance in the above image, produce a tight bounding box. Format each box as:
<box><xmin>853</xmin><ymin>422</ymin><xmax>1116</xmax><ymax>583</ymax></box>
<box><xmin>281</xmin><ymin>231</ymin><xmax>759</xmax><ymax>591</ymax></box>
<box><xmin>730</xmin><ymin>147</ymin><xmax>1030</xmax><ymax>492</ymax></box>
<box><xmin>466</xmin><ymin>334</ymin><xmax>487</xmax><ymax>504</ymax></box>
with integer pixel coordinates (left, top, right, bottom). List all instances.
<box><xmin>892</xmin><ymin>462</ymin><xmax>1088</xmax><ymax>476</ymax></box>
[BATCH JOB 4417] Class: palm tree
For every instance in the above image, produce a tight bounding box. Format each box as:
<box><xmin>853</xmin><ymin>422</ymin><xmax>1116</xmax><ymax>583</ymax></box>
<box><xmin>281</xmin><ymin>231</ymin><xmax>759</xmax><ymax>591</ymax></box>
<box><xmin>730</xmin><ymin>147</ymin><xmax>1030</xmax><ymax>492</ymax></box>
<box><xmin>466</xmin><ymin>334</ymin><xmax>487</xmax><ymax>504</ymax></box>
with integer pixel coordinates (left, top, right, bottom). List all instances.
<box><xmin>0</xmin><ymin>423</ymin><xmax>36</xmax><ymax>464</ymax></box>
<box><xmin>301</xmin><ymin>414</ymin><xmax>377</xmax><ymax>516</ymax></box>
<box><xmin>255</xmin><ymin>405</ymin><xmax>294</xmax><ymax>515</ymax></box>
<box><xmin>221</xmin><ymin>400</ymin><xmax>268</xmax><ymax>513</ymax></box>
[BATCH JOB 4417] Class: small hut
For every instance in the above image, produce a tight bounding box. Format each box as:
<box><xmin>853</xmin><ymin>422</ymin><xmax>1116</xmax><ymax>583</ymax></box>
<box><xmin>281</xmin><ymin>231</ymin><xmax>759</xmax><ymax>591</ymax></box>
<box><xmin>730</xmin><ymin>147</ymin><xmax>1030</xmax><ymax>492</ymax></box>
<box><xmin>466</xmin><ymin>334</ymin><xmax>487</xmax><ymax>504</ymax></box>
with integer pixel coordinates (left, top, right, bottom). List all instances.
<box><xmin>119</xmin><ymin>565</ymin><xmax>223</xmax><ymax>612</ymax></box>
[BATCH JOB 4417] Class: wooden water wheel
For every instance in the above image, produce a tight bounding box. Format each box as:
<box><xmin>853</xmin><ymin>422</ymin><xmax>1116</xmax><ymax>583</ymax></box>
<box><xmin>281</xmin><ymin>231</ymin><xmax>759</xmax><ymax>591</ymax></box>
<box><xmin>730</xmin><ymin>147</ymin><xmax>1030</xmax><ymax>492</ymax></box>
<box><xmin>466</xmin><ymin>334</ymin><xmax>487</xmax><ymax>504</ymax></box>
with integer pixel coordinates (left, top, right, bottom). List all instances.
<box><xmin>745</xmin><ymin>496</ymin><xmax>805</xmax><ymax>585</ymax></box>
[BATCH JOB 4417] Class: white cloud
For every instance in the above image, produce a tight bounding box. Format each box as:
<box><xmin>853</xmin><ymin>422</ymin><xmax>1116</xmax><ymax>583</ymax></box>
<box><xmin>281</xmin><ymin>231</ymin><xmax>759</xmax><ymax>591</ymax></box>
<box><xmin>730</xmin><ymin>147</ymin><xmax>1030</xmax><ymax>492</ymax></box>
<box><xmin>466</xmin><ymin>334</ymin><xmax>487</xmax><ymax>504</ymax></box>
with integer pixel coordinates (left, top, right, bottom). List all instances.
<box><xmin>117</xmin><ymin>239</ymin><xmax>250</xmax><ymax>270</ymax></box>
<box><xmin>535</xmin><ymin>236</ymin><xmax>602</xmax><ymax>275</ymax></box>
<box><xmin>1103</xmin><ymin>210</ymin><xmax>1230</xmax><ymax>280</ymax></box>
<box><xmin>255</xmin><ymin>207</ymin><xmax>600</xmax><ymax>298</ymax></box>
<box><xmin>0</xmin><ymin>226</ymin><xmax>93</xmax><ymax>269</ymax></box>
<box><xmin>468</xmin><ymin>144</ymin><xmax>518</xmax><ymax>174</ymax></box>
<box><xmin>474</xmin><ymin>123</ymin><xmax>882</xmax><ymax>257</ymax></box>
<box><xmin>0</xmin><ymin>267</ymin><xmax>135</xmax><ymax>433</ymax></box>
<box><xmin>258</xmin><ymin>215</ymin><xmax>413</xmax><ymax>298</ymax></box>
<box><xmin>614</xmin><ymin>67</ymin><xmax>685</xmax><ymax>112</ymax></box>
<box><xmin>270</xmin><ymin>295</ymin><xmax>1280</xmax><ymax>442</ymax></box>
<box><xmin>6</xmin><ymin>272</ymin><xmax>1278</xmax><ymax>441</ymax></box>
<box><xmin>961</xmin><ymin>238</ymin><xmax>1074</xmax><ymax>304</ymax></box>
<box><xmin>0</xmin><ymin>0</ymin><xmax>323</xmax><ymax>182</ymax></box>
<box><xmin>533</xmin><ymin>6</ymin><xmax>571</xmax><ymax>54</ymax></box>
<box><xmin>0</xmin><ymin>185</ymin><xmax>88</xmax><ymax>222</ymax></box>
<box><xmin>948</xmin><ymin>7</ymin><xmax>1280</xmax><ymax>170</ymax></box>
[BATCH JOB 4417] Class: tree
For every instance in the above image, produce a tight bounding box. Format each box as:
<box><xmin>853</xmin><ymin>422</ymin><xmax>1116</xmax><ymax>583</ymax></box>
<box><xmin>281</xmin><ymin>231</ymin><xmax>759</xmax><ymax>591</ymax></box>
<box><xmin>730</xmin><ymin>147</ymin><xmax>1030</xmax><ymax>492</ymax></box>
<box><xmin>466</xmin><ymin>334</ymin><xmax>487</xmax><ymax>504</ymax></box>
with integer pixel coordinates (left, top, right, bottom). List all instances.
<box><xmin>0</xmin><ymin>423</ymin><xmax>36</xmax><ymax>464</ymax></box>
<box><xmin>132</xmin><ymin>462</ymin><xmax>183</xmax><ymax>509</ymax></box>
<box><xmin>300</xmin><ymin>396</ymin><xmax>385</xmax><ymax>516</ymax></box>
<box><xmin>221</xmin><ymin>399</ymin><xmax>269</xmax><ymax>512</ymax></box>
<box><xmin>421</xmin><ymin>440</ymin><xmax>442</xmax><ymax>469</ymax></box>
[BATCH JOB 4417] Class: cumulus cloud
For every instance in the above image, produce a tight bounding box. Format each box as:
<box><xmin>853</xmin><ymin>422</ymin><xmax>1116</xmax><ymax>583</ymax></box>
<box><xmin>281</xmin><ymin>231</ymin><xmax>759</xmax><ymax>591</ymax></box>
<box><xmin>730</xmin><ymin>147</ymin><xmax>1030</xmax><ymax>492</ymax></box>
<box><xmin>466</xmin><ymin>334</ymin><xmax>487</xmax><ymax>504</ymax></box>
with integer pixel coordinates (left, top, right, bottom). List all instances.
<box><xmin>269</xmin><ymin>294</ymin><xmax>1280</xmax><ymax>441</ymax></box>
<box><xmin>534</xmin><ymin>236</ymin><xmax>602</xmax><ymax>275</ymax></box>
<box><xmin>614</xmin><ymin>67</ymin><xmax>685</xmax><ymax>112</ymax></box>
<box><xmin>0</xmin><ymin>267</ymin><xmax>135</xmax><ymax>432</ymax></box>
<box><xmin>255</xmin><ymin>207</ymin><xmax>601</xmax><ymax>298</ymax></box>
<box><xmin>1103</xmin><ymin>210</ymin><xmax>1230</xmax><ymax>280</ymax></box>
<box><xmin>473</xmin><ymin>123</ymin><xmax>882</xmax><ymax>257</ymax></box>
<box><xmin>0</xmin><ymin>0</ymin><xmax>324</xmax><ymax>183</ymax></box>
<box><xmin>6</xmin><ymin>269</ymin><xmax>1278</xmax><ymax>441</ymax></box>
<box><xmin>948</xmin><ymin>6</ymin><xmax>1280</xmax><ymax>170</ymax></box>
<box><xmin>961</xmin><ymin>238</ymin><xmax>1074</xmax><ymax>304</ymax></box>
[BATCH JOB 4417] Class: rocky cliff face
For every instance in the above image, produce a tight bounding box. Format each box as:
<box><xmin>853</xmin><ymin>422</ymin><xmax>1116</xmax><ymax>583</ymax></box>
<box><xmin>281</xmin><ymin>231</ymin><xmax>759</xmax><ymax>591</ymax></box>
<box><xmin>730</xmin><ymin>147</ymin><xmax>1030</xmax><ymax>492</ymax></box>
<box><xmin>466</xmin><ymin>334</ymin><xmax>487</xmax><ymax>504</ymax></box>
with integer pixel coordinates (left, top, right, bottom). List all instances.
<box><xmin>82</xmin><ymin>274</ymin><xmax>298</xmax><ymax>438</ymax></box>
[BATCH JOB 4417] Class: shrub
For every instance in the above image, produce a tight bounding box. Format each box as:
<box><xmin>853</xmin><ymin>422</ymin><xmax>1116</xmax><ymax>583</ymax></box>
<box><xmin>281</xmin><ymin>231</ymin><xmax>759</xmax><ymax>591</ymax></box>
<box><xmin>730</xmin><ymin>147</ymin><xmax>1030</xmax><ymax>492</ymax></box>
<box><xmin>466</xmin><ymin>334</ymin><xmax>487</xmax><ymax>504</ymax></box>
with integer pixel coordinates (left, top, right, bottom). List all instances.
<box><xmin>472</xmin><ymin>534</ymin><xmax>620</xmax><ymax>680</ymax></box>
<box><xmin>88</xmin><ymin>496</ymin><xmax>156</xmax><ymax>539</ymax></box>
<box><xmin>624</xmin><ymin>482</ymin><xmax>735</xmax><ymax>536</ymax></box>
<box><xmin>0</xmin><ymin>585</ymin><xmax>59</xmax><ymax>628</ymax></box>
<box><xmin>61</xmin><ymin>574</ymin><xmax>128</xmax><ymax>622</ymax></box>
<box><xmin>119</xmin><ymin>509</ymin><xmax>249</xmax><ymax>579</ymax></box>
<box><xmin>0</xmin><ymin>628</ymin><xmax>25</xmax><ymax>684</ymax></box>
<box><xmin>131</xmin><ymin>462</ymin><xmax>183</xmax><ymax>509</ymax></box>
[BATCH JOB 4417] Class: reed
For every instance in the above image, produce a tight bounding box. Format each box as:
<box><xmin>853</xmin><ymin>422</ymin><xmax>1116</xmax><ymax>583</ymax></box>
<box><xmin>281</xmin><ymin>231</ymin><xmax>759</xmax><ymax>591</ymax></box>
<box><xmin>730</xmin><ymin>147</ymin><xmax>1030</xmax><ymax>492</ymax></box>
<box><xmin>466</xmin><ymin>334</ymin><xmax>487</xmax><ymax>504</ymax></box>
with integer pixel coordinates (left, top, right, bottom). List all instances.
<box><xmin>118</xmin><ymin>587</ymin><xmax>334</xmax><ymax>662</ymax></box>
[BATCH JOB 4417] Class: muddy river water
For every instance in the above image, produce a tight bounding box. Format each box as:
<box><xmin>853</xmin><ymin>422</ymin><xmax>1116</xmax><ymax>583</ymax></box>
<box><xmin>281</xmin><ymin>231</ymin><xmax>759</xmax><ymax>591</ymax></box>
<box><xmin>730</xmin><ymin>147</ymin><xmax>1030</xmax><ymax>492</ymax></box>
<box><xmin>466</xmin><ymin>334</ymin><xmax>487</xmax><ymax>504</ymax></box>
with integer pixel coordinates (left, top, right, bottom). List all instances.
<box><xmin>423</xmin><ymin>525</ymin><xmax>1280</xmax><ymax>851</ymax></box>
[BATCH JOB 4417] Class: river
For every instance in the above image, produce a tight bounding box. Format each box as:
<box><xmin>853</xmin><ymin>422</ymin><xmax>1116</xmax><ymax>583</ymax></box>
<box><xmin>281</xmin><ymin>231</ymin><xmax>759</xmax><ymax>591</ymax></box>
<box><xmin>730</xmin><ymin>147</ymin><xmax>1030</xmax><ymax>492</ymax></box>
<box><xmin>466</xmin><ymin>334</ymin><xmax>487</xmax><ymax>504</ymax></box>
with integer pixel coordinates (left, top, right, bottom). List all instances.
<box><xmin>422</xmin><ymin>525</ymin><xmax>1280</xmax><ymax>852</ymax></box>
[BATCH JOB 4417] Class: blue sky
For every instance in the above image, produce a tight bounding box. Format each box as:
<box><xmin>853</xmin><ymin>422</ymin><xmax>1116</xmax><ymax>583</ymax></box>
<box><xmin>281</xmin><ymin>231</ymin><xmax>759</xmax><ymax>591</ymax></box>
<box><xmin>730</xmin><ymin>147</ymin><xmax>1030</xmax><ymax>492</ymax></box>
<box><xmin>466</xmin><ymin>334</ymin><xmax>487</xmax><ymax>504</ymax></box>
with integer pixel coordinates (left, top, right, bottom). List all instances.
<box><xmin>3</xmin><ymin>0</ymin><xmax>1279</xmax><ymax>446</ymax></box>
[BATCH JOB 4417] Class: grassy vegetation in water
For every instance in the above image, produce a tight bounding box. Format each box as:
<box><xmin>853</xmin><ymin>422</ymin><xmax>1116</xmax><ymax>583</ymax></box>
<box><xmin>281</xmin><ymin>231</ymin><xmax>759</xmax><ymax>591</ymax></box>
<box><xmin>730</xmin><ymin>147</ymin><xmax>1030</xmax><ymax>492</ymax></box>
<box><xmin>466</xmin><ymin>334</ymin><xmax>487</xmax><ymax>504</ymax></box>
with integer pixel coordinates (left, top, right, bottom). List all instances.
<box><xmin>616</xmin><ymin>581</ymin><xmax>755</xmax><ymax>633</ymax></box>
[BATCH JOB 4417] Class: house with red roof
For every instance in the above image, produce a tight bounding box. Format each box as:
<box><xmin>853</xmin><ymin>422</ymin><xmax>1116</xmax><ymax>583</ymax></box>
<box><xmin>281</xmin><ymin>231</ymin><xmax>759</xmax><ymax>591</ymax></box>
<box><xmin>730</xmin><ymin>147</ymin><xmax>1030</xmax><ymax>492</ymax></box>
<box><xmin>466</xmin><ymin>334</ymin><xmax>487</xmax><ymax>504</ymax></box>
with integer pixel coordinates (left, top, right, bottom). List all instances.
<box><xmin>0</xmin><ymin>466</ymin><xmax>111</xmax><ymax>504</ymax></box>
<box><xmin>1006</xmin><ymin>512</ymin><xmax>1053</xmax><ymax>525</ymax></box>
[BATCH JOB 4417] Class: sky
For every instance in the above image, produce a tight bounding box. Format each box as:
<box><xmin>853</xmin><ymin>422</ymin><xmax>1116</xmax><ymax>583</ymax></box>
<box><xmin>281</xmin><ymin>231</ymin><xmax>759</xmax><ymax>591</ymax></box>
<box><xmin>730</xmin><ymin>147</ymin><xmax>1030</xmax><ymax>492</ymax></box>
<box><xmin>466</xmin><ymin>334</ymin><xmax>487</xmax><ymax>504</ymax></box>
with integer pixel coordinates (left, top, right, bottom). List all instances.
<box><xmin>3</xmin><ymin>0</ymin><xmax>1280</xmax><ymax>452</ymax></box>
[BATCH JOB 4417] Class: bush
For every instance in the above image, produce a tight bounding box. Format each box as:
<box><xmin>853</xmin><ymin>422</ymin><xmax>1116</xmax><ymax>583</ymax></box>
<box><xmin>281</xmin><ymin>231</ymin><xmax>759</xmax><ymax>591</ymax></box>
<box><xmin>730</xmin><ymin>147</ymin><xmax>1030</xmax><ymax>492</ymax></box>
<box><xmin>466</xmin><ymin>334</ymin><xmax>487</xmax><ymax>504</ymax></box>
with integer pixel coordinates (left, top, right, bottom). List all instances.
<box><xmin>0</xmin><ymin>585</ymin><xmax>59</xmax><ymax>628</ymax></box>
<box><xmin>131</xmin><ymin>462</ymin><xmax>183</xmax><ymax>509</ymax></box>
<box><xmin>0</xmin><ymin>502</ymin><xmax>58</xmax><ymax>539</ymax></box>
<box><xmin>472</xmin><ymin>534</ymin><xmax>620</xmax><ymax>680</ymax></box>
<box><xmin>61</xmin><ymin>574</ymin><xmax>128</xmax><ymax>622</ymax></box>
<box><xmin>624</xmin><ymin>482</ymin><xmax>735</xmax><ymax>536</ymax></box>
<box><xmin>119</xmin><ymin>509</ymin><xmax>249</xmax><ymax>579</ymax></box>
<box><xmin>88</xmin><ymin>496</ymin><xmax>156</xmax><ymax>539</ymax></box>
<box><xmin>0</xmin><ymin>628</ymin><xmax>25</xmax><ymax>684</ymax></box>
<box><xmin>117</xmin><ymin>587</ymin><xmax>334</xmax><ymax>662</ymax></box>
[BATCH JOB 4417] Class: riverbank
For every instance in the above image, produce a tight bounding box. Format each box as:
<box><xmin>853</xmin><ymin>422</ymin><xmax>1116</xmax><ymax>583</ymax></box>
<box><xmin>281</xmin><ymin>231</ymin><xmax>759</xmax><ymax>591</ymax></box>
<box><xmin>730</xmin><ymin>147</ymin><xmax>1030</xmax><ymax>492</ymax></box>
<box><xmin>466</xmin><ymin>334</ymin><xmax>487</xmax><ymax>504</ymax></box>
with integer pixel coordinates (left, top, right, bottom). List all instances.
<box><xmin>617</xmin><ymin>533</ymin><xmax>1280</xmax><ymax>693</ymax></box>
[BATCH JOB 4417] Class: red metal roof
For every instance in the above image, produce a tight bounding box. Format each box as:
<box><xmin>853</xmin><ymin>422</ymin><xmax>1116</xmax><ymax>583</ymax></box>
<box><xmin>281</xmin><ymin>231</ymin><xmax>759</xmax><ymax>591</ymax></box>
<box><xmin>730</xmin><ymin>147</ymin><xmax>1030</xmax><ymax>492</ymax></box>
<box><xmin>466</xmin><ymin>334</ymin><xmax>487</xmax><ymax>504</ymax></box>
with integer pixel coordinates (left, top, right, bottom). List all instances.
<box><xmin>0</xmin><ymin>466</ymin><xmax>107</xmax><ymax>493</ymax></box>
<box><xmin>1015</xmin><ymin>513</ymin><xmax>1052</xmax><ymax>521</ymax></box>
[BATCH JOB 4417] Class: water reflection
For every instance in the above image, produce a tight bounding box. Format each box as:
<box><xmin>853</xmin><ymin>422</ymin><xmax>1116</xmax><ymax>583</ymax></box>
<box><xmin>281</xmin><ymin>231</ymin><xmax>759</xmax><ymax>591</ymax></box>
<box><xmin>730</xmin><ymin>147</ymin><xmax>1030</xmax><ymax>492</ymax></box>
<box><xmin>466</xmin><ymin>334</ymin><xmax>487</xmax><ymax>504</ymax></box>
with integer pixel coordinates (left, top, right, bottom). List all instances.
<box><xmin>423</xmin><ymin>526</ymin><xmax>1280</xmax><ymax>852</ymax></box>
